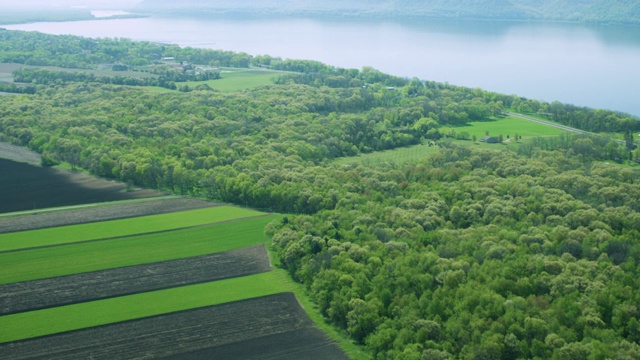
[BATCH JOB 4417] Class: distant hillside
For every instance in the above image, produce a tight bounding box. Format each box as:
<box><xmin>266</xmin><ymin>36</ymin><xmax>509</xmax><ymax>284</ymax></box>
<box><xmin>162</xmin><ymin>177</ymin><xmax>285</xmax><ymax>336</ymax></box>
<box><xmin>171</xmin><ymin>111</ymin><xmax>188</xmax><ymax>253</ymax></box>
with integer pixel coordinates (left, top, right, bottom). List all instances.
<box><xmin>136</xmin><ymin>0</ymin><xmax>640</xmax><ymax>24</ymax></box>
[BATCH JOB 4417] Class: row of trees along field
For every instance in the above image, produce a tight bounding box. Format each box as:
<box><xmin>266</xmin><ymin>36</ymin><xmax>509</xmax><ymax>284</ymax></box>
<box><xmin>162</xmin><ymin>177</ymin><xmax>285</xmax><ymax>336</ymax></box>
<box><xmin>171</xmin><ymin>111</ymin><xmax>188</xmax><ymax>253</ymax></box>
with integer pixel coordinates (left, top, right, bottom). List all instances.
<box><xmin>1</xmin><ymin>30</ymin><xmax>640</xmax><ymax>359</ymax></box>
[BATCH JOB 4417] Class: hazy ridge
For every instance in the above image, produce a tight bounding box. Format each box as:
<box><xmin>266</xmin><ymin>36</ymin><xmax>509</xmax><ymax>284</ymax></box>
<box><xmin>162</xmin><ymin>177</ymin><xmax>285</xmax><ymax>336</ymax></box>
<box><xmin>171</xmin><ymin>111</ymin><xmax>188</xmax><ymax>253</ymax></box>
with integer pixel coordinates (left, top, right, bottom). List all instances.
<box><xmin>136</xmin><ymin>0</ymin><xmax>640</xmax><ymax>24</ymax></box>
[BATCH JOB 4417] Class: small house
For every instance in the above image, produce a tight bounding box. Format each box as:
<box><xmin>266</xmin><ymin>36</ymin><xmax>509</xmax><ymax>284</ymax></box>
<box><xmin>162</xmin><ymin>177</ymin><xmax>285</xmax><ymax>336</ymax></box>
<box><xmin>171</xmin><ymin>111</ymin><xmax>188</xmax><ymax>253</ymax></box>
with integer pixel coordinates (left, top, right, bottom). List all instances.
<box><xmin>481</xmin><ymin>136</ymin><xmax>500</xmax><ymax>144</ymax></box>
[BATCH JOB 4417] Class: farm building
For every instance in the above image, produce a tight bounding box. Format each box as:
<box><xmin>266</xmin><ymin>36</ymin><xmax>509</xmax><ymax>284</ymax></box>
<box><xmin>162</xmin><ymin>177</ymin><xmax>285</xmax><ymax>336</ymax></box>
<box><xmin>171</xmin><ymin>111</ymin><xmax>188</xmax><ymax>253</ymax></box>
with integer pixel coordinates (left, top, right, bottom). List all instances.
<box><xmin>481</xmin><ymin>136</ymin><xmax>501</xmax><ymax>143</ymax></box>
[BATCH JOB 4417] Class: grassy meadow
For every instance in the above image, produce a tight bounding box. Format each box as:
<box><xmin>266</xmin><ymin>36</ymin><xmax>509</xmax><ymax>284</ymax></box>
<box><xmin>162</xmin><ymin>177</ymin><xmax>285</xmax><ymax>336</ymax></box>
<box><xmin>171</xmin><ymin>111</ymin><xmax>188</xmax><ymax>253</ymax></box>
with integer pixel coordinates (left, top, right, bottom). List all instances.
<box><xmin>183</xmin><ymin>67</ymin><xmax>282</xmax><ymax>92</ymax></box>
<box><xmin>439</xmin><ymin>115</ymin><xmax>566</xmax><ymax>141</ymax></box>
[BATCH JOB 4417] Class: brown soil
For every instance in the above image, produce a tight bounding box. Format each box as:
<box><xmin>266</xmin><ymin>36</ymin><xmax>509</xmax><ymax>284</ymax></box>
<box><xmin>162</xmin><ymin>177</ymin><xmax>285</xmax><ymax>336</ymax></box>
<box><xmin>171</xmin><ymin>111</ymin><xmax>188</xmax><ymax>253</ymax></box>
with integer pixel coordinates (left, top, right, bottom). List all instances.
<box><xmin>0</xmin><ymin>293</ymin><xmax>349</xmax><ymax>360</ymax></box>
<box><xmin>0</xmin><ymin>197</ymin><xmax>218</xmax><ymax>234</ymax></box>
<box><xmin>0</xmin><ymin>245</ymin><xmax>271</xmax><ymax>315</ymax></box>
<box><xmin>0</xmin><ymin>158</ymin><xmax>162</xmax><ymax>214</ymax></box>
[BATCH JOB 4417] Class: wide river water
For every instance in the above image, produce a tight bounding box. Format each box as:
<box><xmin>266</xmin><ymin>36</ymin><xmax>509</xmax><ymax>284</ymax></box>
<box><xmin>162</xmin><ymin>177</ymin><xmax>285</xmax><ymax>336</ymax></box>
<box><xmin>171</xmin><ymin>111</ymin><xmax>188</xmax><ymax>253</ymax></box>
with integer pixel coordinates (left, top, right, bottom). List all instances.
<box><xmin>3</xmin><ymin>16</ymin><xmax>640</xmax><ymax>116</ymax></box>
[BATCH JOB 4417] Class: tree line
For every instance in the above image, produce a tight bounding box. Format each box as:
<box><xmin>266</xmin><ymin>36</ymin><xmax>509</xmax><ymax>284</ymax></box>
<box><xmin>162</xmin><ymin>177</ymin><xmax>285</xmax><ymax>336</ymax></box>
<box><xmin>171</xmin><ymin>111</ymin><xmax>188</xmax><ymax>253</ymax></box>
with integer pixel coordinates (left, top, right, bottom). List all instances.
<box><xmin>1</xmin><ymin>29</ymin><xmax>640</xmax><ymax>359</ymax></box>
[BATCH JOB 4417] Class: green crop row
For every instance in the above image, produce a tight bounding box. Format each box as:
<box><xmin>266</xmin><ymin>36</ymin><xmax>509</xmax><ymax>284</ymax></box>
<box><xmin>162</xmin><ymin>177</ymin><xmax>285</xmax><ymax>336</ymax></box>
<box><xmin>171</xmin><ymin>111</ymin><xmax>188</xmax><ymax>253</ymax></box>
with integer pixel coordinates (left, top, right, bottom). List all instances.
<box><xmin>0</xmin><ymin>271</ymin><xmax>286</xmax><ymax>343</ymax></box>
<box><xmin>0</xmin><ymin>215</ymin><xmax>281</xmax><ymax>284</ymax></box>
<box><xmin>0</xmin><ymin>206</ymin><xmax>265</xmax><ymax>252</ymax></box>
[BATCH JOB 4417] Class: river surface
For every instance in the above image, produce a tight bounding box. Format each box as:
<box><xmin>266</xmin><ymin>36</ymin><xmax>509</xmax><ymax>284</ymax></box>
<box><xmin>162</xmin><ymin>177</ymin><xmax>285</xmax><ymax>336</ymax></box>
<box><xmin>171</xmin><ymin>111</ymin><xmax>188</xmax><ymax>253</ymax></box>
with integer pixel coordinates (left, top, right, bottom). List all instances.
<box><xmin>3</xmin><ymin>16</ymin><xmax>640</xmax><ymax>116</ymax></box>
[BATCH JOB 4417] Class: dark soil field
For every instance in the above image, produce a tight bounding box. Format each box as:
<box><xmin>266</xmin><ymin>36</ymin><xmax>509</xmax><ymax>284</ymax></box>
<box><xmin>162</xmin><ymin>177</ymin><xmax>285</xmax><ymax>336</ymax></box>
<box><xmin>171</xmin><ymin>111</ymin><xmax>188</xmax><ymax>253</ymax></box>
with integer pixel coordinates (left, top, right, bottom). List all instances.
<box><xmin>0</xmin><ymin>158</ymin><xmax>160</xmax><ymax>213</ymax></box>
<box><xmin>0</xmin><ymin>197</ymin><xmax>217</xmax><ymax>234</ymax></box>
<box><xmin>0</xmin><ymin>293</ymin><xmax>349</xmax><ymax>360</ymax></box>
<box><xmin>0</xmin><ymin>245</ymin><xmax>271</xmax><ymax>315</ymax></box>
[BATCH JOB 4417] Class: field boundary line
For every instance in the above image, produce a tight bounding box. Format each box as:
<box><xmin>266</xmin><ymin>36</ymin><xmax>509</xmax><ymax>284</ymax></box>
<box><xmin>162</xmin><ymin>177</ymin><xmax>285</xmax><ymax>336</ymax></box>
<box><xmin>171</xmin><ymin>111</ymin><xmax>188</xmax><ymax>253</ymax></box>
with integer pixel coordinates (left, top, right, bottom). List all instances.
<box><xmin>0</xmin><ymin>195</ymin><xmax>182</xmax><ymax>219</ymax></box>
<box><xmin>0</xmin><ymin>213</ymin><xmax>274</xmax><ymax>255</ymax></box>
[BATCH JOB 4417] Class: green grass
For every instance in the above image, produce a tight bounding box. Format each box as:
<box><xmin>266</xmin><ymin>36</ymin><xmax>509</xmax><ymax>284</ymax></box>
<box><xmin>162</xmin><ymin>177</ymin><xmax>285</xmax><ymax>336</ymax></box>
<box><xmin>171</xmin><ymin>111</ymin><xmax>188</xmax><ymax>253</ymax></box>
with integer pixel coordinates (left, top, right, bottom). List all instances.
<box><xmin>439</xmin><ymin>115</ymin><xmax>566</xmax><ymax>141</ymax></box>
<box><xmin>0</xmin><ymin>206</ymin><xmax>265</xmax><ymax>252</ymax></box>
<box><xmin>333</xmin><ymin>143</ymin><xmax>441</xmax><ymax>166</ymax></box>
<box><xmin>0</xmin><ymin>271</ymin><xmax>286</xmax><ymax>343</ymax></box>
<box><xmin>182</xmin><ymin>68</ymin><xmax>282</xmax><ymax>92</ymax></box>
<box><xmin>0</xmin><ymin>215</ymin><xmax>281</xmax><ymax>284</ymax></box>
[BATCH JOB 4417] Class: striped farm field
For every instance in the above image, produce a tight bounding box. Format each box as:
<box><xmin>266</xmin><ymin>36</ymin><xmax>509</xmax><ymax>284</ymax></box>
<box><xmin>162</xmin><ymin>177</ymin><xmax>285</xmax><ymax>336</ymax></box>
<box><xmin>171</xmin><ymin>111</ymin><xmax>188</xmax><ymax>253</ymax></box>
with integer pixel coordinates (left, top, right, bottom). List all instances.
<box><xmin>0</xmin><ymin>271</ymin><xmax>286</xmax><ymax>343</ymax></box>
<box><xmin>0</xmin><ymin>205</ymin><xmax>265</xmax><ymax>252</ymax></box>
<box><xmin>0</xmin><ymin>214</ymin><xmax>281</xmax><ymax>284</ymax></box>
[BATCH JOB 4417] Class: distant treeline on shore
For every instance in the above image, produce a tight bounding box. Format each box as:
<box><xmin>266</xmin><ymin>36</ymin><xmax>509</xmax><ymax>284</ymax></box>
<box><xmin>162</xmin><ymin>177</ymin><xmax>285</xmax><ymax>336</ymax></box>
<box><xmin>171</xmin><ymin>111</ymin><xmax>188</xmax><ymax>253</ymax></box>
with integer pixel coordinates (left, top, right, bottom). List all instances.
<box><xmin>136</xmin><ymin>0</ymin><xmax>640</xmax><ymax>25</ymax></box>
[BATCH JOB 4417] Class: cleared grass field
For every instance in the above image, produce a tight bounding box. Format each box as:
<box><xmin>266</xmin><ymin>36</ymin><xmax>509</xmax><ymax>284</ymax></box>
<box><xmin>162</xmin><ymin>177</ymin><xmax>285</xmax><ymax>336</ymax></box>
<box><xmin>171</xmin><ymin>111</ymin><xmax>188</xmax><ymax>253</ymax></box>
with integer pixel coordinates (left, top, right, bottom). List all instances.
<box><xmin>0</xmin><ymin>271</ymin><xmax>285</xmax><ymax>343</ymax></box>
<box><xmin>183</xmin><ymin>67</ymin><xmax>282</xmax><ymax>92</ymax></box>
<box><xmin>0</xmin><ymin>205</ymin><xmax>264</xmax><ymax>252</ymax></box>
<box><xmin>333</xmin><ymin>143</ymin><xmax>440</xmax><ymax>166</ymax></box>
<box><xmin>440</xmin><ymin>115</ymin><xmax>566</xmax><ymax>140</ymax></box>
<box><xmin>0</xmin><ymin>215</ymin><xmax>280</xmax><ymax>284</ymax></box>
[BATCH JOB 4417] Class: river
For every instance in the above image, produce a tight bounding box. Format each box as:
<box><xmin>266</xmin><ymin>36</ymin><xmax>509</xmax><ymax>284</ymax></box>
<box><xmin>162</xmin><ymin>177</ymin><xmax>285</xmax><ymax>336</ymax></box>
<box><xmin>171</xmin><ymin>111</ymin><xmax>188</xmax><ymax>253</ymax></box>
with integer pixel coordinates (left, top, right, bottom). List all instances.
<box><xmin>3</xmin><ymin>15</ymin><xmax>640</xmax><ymax>116</ymax></box>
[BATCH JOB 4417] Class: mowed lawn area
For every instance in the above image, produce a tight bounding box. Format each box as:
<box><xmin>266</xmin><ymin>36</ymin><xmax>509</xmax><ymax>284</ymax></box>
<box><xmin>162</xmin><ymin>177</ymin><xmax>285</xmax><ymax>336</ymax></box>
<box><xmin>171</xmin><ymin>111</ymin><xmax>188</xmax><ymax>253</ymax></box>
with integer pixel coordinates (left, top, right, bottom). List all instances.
<box><xmin>183</xmin><ymin>67</ymin><xmax>282</xmax><ymax>92</ymax></box>
<box><xmin>439</xmin><ymin>114</ymin><xmax>566</xmax><ymax>140</ymax></box>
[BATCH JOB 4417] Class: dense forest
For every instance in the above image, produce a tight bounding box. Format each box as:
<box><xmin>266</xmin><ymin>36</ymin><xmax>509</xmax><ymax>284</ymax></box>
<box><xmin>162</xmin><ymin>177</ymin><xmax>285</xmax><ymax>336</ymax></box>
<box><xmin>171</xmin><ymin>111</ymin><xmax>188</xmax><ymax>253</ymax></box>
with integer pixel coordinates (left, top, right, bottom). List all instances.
<box><xmin>136</xmin><ymin>0</ymin><xmax>640</xmax><ymax>25</ymax></box>
<box><xmin>1</xmin><ymin>30</ymin><xmax>640</xmax><ymax>359</ymax></box>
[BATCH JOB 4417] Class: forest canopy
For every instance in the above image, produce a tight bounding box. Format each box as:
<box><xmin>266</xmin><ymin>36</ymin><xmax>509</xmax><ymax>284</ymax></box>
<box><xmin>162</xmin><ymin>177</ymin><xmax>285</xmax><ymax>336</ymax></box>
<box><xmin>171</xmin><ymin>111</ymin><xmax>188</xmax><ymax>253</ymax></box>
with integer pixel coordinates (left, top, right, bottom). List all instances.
<box><xmin>1</xmin><ymin>30</ymin><xmax>640</xmax><ymax>359</ymax></box>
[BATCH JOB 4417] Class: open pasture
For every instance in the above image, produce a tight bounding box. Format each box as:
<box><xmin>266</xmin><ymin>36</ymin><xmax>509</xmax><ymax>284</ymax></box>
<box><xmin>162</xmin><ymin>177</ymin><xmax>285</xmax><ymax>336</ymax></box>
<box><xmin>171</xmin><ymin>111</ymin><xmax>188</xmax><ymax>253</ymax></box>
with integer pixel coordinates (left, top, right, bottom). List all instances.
<box><xmin>333</xmin><ymin>142</ymin><xmax>440</xmax><ymax>166</ymax></box>
<box><xmin>439</xmin><ymin>114</ymin><xmax>566</xmax><ymax>141</ymax></box>
<box><xmin>0</xmin><ymin>205</ymin><xmax>265</xmax><ymax>252</ymax></box>
<box><xmin>0</xmin><ymin>245</ymin><xmax>270</xmax><ymax>315</ymax></box>
<box><xmin>0</xmin><ymin>293</ymin><xmax>348</xmax><ymax>359</ymax></box>
<box><xmin>183</xmin><ymin>67</ymin><xmax>280</xmax><ymax>92</ymax></box>
<box><xmin>0</xmin><ymin>214</ymin><xmax>280</xmax><ymax>284</ymax></box>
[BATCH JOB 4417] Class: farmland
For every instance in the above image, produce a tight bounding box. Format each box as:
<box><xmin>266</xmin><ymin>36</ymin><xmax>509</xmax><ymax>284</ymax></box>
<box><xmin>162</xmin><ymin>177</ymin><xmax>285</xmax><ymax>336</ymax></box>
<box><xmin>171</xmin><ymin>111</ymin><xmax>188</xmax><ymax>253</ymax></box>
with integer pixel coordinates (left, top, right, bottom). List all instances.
<box><xmin>0</xmin><ymin>158</ymin><xmax>160</xmax><ymax>214</ymax></box>
<box><xmin>0</xmin><ymin>245</ymin><xmax>271</xmax><ymax>315</ymax></box>
<box><xmin>0</xmin><ymin>293</ymin><xmax>348</xmax><ymax>360</ymax></box>
<box><xmin>0</xmin><ymin>201</ymin><xmax>351</xmax><ymax>359</ymax></box>
<box><xmin>0</xmin><ymin>205</ymin><xmax>264</xmax><ymax>251</ymax></box>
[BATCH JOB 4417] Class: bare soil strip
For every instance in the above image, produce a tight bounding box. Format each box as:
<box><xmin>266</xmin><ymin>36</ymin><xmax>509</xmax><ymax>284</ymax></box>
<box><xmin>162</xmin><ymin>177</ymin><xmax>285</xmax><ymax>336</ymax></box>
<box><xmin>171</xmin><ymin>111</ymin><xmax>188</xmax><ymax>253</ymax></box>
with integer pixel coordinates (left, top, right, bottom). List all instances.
<box><xmin>0</xmin><ymin>143</ymin><xmax>40</xmax><ymax>165</ymax></box>
<box><xmin>0</xmin><ymin>159</ymin><xmax>161</xmax><ymax>214</ymax></box>
<box><xmin>0</xmin><ymin>245</ymin><xmax>271</xmax><ymax>315</ymax></box>
<box><xmin>0</xmin><ymin>197</ymin><xmax>217</xmax><ymax>234</ymax></box>
<box><xmin>0</xmin><ymin>293</ymin><xmax>349</xmax><ymax>360</ymax></box>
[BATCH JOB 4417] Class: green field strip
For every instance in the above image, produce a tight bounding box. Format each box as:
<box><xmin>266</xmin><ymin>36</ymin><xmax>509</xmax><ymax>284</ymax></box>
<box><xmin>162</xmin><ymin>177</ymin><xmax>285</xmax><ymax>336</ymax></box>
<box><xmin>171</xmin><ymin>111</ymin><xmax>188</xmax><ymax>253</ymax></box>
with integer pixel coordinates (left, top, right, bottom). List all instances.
<box><xmin>439</xmin><ymin>115</ymin><xmax>566</xmax><ymax>140</ymax></box>
<box><xmin>333</xmin><ymin>143</ymin><xmax>441</xmax><ymax>166</ymax></box>
<box><xmin>0</xmin><ymin>206</ymin><xmax>264</xmax><ymax>252</ymax></box>
<box><xmin>0</xmin><ymin>215</ymin><xmax>281</xmax><ymax>284</ymax></box>
<box><xmin>0</xmin><ymin>271</ymin><xmax>287</xmax><ymax>344</ymax></box>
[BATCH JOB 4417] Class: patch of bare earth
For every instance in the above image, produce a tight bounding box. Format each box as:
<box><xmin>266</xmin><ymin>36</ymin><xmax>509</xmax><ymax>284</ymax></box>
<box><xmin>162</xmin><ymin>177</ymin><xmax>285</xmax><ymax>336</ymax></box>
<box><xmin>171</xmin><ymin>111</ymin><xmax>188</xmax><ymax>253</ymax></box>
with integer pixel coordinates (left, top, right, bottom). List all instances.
<box><xmin>0</xmin><ymin>293</ymin><xmax>350</xmax><ymax>360</ymax></box>
<box><xmin>0</xmin><ymin>197</ymin><xmax>218</xmax><ymax>234</ymax></box>
<box><xmin>0</xmin><ymin>245</ymin><xmax>271</xmax><ymax>315</ymax></box>
<box><xmin>0</xmin><ymin>143</ymin><xmax>40</xmax><ymax>165</ymax></box>
<box><xmin>0</xmin><ymin>158</ymin><xmax>163</xmax><ymax>214</ymax></box>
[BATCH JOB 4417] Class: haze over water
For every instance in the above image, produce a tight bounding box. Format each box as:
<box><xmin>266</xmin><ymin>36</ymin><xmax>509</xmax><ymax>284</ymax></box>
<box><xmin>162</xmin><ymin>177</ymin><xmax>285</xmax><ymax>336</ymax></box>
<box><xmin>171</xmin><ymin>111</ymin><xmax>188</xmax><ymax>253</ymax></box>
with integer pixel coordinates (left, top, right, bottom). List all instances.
<box><xmin>4</xmin><ymin>16</ymin><xmax>640</xmax><ymax>116</ymax></box>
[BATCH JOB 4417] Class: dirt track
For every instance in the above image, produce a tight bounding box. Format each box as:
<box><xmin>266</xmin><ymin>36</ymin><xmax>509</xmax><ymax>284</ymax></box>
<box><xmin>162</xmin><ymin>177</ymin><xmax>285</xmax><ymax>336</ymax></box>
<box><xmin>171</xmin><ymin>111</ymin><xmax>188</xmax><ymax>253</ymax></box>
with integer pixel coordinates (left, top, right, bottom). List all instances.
<box><xmin>0</xmin><ymin>293</ymin><xmax>349</xmax><ymax>360</ymax></box>
<box><xmin>0</xmin><ymin>197</ymin><xmax>218</xmax><ymax>234</ymax></box>
<box><xmin>0</xmin><ymin>245</ymin><xmax>271</xmax><ymax>315</ymax></box>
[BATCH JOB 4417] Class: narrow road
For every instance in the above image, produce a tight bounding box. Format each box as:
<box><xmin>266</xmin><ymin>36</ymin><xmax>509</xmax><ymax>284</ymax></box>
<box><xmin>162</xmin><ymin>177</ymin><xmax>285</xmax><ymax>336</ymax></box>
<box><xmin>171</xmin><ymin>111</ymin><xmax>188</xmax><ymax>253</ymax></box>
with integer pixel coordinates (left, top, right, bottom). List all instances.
<box><xmin>506</xmin><ymin>112</ymin><xmax>626</xmax><ymax>145</ymax></box>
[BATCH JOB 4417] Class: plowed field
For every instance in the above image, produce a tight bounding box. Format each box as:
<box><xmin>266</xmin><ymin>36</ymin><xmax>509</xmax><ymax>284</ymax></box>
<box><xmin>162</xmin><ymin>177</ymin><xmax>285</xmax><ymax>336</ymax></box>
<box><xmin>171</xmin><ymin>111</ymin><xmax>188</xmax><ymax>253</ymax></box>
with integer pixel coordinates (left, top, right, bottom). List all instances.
<box><xmin>0</xmin><ymin>158</ymin><xmax>159</xmax><ymax>213</ymax></box>
<box><xmin>0</xmin><ymin>245</ymin><xmax>271</xmax><ymax>315</ymax></box>
<box><xmin>0</xmin><ymin>293</ymin><xmax>349</xmax><ymax>360</ymax></box>
<box><xmin>0</xmin><ymin>197</ymin><xmax>217</xmax><ymax>234</ymax></box>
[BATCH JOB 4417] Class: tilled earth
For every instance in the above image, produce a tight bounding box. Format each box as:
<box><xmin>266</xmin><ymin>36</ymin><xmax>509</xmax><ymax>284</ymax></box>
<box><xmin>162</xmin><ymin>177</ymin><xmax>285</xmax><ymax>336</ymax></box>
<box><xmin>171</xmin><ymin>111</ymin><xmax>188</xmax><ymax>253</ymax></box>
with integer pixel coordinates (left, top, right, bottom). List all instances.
<box><xmin>0</xmin><ymin>245</ymin><xmax>271</xmax><ymax>315</ymax></box>
<box><xmin>0</xmin><ymin>158</ymin><xmax>161</xmax><ymax>214</ymax></box>
<box><xmin>0</xmin><ymin>293</ymin><xmax>349</xmax><ymax>360</ymax></box>
<box><xmin>0</xmin><ymin>197</ymin><xmax>217</xmax><ymax>234</ymax></box>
